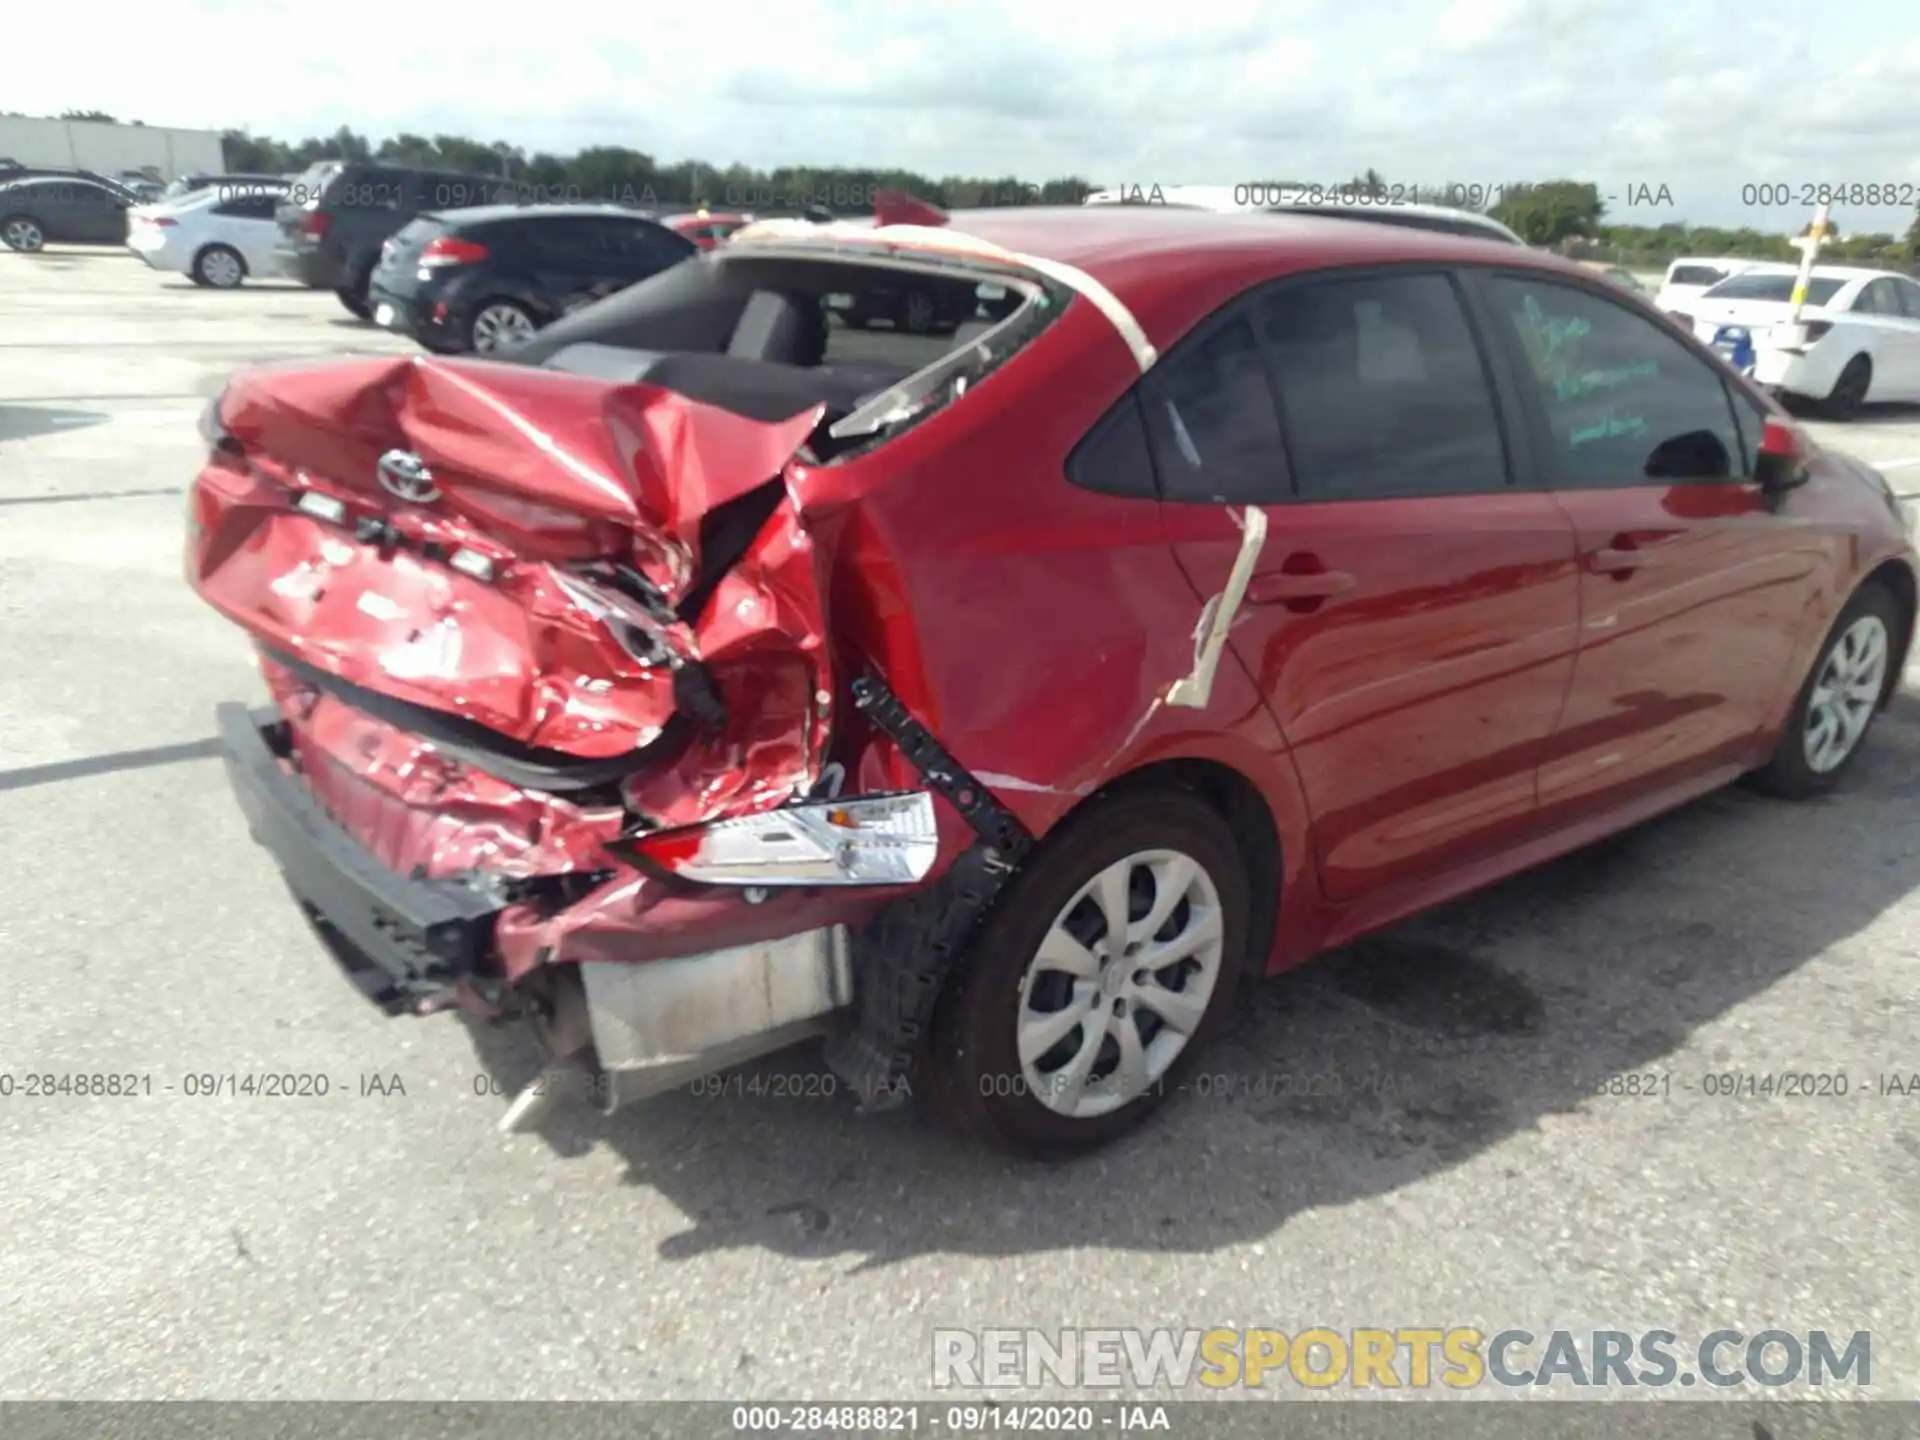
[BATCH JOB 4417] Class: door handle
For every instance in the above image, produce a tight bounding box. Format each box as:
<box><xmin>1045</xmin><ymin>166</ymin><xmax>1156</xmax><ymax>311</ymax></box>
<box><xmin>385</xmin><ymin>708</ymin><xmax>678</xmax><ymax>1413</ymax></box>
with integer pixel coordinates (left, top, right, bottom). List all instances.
<box><xmin>1588</xmin><ymin>539</ymin><xmax>1652</xmax><ymax>577</ymax></box>
<box><xmin>1246</xmin><ymin>559</ymin><xmax>1356</xmax><ymax>612</ymax></box>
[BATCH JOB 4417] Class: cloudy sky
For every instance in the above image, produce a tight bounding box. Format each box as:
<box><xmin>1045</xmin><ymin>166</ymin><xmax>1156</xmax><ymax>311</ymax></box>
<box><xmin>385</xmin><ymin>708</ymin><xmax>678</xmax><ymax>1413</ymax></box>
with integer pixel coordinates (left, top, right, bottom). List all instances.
<box><xmin>13</xmin><ymin>0</ymin><xmax>1920</xmax><ymax>232</ymax></box>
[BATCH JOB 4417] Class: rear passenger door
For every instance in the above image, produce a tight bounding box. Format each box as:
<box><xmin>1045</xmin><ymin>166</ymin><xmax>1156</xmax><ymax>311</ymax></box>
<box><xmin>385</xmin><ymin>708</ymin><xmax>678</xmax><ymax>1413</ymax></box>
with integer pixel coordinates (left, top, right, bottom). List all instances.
<box><xmin>1151</xmin><ymin>269</ymin><xmax>1582</xmax><ymax>904</ymax></box>
<box><xmin>529</xmin><ymin>216</ymin><xmax>626</xmax><ymax>313</ymax></box>
<box><xmin>1468</xmin><ymin>270</ymin><xmax>1827</xmax><ymax>825</ymax></box>
<box><xmin>604</xmin><ymin>218</ymin><xmax>696</xmax><ymax>285</ymax></box>
<box><xmin>67</xmin><ymin>180</ymin><xmax>129</xmax><ymax>243</ymax></box>
<box><xmin>209</xmin><ymin>189</ymin><xmax>282</xmax><ymax>274</ymax></box>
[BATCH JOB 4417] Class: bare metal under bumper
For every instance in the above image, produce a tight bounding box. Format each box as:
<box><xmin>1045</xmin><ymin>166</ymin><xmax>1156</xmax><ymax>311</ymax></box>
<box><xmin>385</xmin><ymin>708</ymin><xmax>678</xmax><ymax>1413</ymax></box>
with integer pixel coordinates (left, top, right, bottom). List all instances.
<box><xmin>498</xmin><ymin>926</ymin><xmax>855</xmax><ymax>1130</ymax></box>
<box><xmin>584</xmin><ymin>926</ymin><xmax>854</xmax><ymax>1109</ymax></box>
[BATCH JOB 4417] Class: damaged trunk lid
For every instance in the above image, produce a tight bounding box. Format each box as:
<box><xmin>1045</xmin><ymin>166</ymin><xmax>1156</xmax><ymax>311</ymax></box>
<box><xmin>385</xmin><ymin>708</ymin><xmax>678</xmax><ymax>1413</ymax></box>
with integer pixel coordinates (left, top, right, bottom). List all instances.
<box><xmin>189</xmin><ymin>354</ymin><xmax>837</xmax><ymax>832</ymax></box>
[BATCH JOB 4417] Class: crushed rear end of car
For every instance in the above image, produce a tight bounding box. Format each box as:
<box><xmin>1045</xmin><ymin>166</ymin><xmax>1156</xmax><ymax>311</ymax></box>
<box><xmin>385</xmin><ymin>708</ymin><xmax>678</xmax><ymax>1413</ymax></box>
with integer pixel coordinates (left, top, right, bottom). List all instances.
<box><xmin>186</xmin><ymin>224</ymin><xmax>1123</xmax><ymax>1122</ymax></box>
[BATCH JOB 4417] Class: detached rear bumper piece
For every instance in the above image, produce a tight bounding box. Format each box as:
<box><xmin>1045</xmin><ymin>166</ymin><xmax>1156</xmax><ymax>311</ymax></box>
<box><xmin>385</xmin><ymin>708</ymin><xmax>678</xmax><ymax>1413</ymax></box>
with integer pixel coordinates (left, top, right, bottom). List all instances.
<box><xmin>216</xmin><ymin>702</ymin><xmax>502</xmax><ymax>1012</ymax></box>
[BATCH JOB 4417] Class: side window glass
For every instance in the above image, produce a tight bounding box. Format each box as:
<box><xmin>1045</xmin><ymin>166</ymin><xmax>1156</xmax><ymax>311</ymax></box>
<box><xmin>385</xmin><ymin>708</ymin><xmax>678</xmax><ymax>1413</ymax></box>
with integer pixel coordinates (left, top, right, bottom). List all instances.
<box><xmin>1851</xmin><ymin>282</ymin><xmax>1885</xmax><ymax>315</ymax></box>
<box><xmin>1257</xmin><ymin>273</ymin><xmax>1508</xmax><ymax>500</ymax></box>
<box><xmin>213</xmin><ymin>193</ymin><xmax>276</xmax><ymax>220</ymax></box>
<box><xmin>1140</xmin><ymin>312</ymin><xmax>1290</xmax><ymax>503</ymax></box>
<box><xmin>1896</xmin><ymin>280</ymin><xmax>1920</xmax><ymax>319</ymax></box>
<box><xmin>1486</xmin><ymin>275</ymin><xmax>1748</xmax><ymax>486</ymax></box>
<box><xmin>1067</xmin><ymin>392</ymin><xmax>1160</xmax><ymax>500</ymax></box>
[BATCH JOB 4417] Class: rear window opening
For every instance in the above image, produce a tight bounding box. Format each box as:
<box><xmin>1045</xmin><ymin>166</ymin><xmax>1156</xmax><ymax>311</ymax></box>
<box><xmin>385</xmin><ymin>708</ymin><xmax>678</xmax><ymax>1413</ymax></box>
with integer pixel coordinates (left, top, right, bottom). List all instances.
<box><xmin>519</xmin><ymin>250</ymin><xmax>1067</xmax><ymax>464</ymax></box>
<box><xmin>1701</xmin><ymin>273</ymin><xmax>1846</xmax><ymax>306</ymax></box>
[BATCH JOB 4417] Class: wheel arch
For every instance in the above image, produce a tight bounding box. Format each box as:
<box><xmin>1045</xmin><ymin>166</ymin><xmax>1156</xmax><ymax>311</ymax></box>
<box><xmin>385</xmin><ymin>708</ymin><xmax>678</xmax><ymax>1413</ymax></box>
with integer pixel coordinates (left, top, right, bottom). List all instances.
<box><xmin>1072</xmin><ymin>757</ymin><xmax>1283</xmax><ymax>981</ymax></box>
<box><xmin>1862</xmin><ymin>556</ymin><xmax>1916</xmax><ymax>707</ymax></box>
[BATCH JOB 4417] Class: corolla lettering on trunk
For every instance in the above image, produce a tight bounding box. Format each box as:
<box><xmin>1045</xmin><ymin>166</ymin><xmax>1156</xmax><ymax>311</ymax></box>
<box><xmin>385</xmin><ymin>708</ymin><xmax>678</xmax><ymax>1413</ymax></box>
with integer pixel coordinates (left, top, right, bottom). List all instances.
<box><xmin>377</xmin><ymin>449</ymin><xmax>440</xmax><ymax>504</ymax></box>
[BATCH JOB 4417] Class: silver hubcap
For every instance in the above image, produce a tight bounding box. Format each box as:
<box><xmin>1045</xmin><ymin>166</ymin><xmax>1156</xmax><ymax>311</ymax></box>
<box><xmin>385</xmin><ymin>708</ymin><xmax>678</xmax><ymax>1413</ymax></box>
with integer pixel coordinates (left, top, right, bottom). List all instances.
<box><xmin>202</xmin><ymin>250</ymin><xmax>241</xmax><ymax>286</ymax></box>
<box><xmin>5</xmin><ymin>219</ymin><xmax>42</xmax><ymax>251</ymax></box>
<box><xmin>472</xmin><ymin>304</ymin><xmax>535</xmax><ymax>351</ymax></box>
<box><xmin>1805</xmin><ymin>614</ymin><xmax>1888</xmax><ymax>773</ymax></box>
<box><xmin>1017</xmin><ymin>849</ymin><xmax>1225</xmax><ymax>1120</ymax></box>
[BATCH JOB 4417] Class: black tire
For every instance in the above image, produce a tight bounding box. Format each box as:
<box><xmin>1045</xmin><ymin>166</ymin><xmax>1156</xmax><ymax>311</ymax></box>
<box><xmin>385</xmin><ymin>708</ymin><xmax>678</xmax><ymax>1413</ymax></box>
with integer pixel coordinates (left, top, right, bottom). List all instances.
<box><xmin>1822</xmin><ymin>355</ymin><xmax>1871</xmax><ymax>420</ymax></box>
<box><xmin>192</xmin><ymin>243</ymin><xmax>245</xmax><ymax>289</ymax></box>
<box><xmin>335</xmin><ymin>281</ymin><xmax>371</xmax><ymax>320</ymax></box>
<box><xmin>1749</xmin><ymin>581</ymin><xmax>1901</xmax><ymax>799</ymax></box>
<box><xmin>2</xmin><ymin>214</ymin><xmax>45</xmax><ymax>252</ymax></box>
<box><xmin>468</xmin><ymin>298</ymin><xmax>538</xmax><ymax>354</ymax></box>
<box><xmin>916</xmin><ymin>786</ymin><xmax>1254</xmax><ymax>1160</ymax></box>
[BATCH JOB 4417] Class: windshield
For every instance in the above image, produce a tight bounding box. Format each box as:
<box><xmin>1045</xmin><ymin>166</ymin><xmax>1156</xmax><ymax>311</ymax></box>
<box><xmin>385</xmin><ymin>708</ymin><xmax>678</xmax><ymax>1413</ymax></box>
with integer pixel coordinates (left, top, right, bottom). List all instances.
<box><xmin>1701</xmin><ymin>272</ymin><xmax>1847</xmax><ymax>305</ymax></box>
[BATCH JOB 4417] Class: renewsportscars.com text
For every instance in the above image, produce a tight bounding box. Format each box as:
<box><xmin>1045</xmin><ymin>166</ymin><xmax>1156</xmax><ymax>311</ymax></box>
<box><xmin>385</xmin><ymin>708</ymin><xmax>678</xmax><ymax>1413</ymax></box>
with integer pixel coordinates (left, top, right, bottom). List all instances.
<box><xmin>932</xmin><ymin>1327</ymin><xmax>1872</xmax><ymax>1390</ymax></box>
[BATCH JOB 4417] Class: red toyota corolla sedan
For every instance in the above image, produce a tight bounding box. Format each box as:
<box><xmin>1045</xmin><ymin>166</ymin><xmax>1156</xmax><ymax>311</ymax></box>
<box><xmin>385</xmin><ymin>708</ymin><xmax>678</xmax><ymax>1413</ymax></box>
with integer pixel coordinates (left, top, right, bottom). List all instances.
<box><xmin>186</xmin><ymin>199</ymin><xmax>1918</xmax><ymax>1159</ymax></box>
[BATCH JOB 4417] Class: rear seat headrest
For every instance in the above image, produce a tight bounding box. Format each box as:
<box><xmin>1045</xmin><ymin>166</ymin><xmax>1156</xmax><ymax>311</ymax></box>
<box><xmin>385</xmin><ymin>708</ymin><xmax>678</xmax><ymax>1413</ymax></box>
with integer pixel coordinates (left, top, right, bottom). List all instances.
<box><xmin>727</xmin><ymin>291</ymin><xmax>827</xmax><ymax>366</ymax></box>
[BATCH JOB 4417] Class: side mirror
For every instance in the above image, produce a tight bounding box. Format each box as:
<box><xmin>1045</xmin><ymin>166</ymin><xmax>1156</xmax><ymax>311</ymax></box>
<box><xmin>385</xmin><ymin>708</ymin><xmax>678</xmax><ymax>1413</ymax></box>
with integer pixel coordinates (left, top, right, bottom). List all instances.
<box><xmin>1754</xmin><ymin>416</ymin><xmax>1812</xmax><ymax>507</ymax></box>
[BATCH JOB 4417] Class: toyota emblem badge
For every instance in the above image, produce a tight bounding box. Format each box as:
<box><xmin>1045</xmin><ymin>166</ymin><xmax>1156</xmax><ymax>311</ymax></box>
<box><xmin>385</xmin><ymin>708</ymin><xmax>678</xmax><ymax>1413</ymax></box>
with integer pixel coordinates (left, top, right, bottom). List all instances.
<box><xmin>376</xmin><ymin>449</ymin><xmax>440</xmax><ymax>504</ymax></box>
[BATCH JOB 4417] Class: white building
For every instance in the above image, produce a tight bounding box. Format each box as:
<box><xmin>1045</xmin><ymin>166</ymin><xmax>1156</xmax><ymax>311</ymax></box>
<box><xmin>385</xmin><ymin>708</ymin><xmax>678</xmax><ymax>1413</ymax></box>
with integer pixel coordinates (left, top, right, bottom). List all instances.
<box><xmin>0</xmin><ymin>116</ymin><xmax>225</xmax><ymax>182</ymax></box>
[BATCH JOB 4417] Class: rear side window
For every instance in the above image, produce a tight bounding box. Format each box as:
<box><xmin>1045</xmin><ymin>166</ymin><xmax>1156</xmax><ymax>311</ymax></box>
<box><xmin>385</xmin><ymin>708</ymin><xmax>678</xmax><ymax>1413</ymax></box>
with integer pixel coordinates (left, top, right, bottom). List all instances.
<box><xmin>1257</xmin><ymin>273</ymin><xmax>1508</xmax><ymax>500</ymax></box>
<box><xmin>1667</xmin><ymin>264</ymin><xmax>1728</xmax><ymax>287</ymax></box>
<box><xmin>1140</xmin><ymin>314</ymin><xmax>1290</xmax><ymax>503</ymax></box>
<box><xmin>212</xmin><ymin>192</ymin><xmax>278</xmax><ymax>220</ymax></box>
<box><xmin>1851</xmin><ymin>279</ymin><xmax>1898</xmax><ymax>315</ymax></box>
<box><xmin>1067</xmin><ymin>393</ymin><xmax>1159</xmax><ymax>499</ymax></box>
<box><xmin>1485</xmin><ymin>274</ymin><xmax>1751</xmax><ymax>485</ymax></box>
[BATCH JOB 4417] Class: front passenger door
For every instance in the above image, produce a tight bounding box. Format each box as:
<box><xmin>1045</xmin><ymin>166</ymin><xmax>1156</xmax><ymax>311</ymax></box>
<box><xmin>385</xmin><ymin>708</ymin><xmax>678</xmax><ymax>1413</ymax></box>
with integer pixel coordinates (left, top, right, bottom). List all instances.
<box><xmin>1152</xmin><ymin>270</ymin><xmax>1583</xmax><ymax>905</ymax></box>
<box><xmin>1472</xmin><ymin>271</ymin><xmax>1828</xmax><ymax>827</ymax></box>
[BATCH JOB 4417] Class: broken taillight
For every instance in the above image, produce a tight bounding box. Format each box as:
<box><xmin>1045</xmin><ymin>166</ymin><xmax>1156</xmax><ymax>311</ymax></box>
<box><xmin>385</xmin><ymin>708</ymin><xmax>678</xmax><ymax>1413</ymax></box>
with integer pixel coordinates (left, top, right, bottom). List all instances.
<box><xmin>613</xmin><ymin>792</ymin><xmax>939</xmax><ymax>886</ymax></box>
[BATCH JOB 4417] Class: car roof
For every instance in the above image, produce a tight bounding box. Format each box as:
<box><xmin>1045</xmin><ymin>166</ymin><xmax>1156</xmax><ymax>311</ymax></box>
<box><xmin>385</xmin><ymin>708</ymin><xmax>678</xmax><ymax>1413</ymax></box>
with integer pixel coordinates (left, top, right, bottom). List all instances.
<box><xmin>743</xmin><ymin>205</ymin><xmax>1598</xmax><ymax>350</ymax></box>
<box><xmin>1712</xmin><ymin>263</ymin><xmax>1889</xmax><ymax>283</ymax></box>
<box><xmin>423</xmin><ymin>202</ymin><xmax>666</xmax><ymax>226</ymax></box>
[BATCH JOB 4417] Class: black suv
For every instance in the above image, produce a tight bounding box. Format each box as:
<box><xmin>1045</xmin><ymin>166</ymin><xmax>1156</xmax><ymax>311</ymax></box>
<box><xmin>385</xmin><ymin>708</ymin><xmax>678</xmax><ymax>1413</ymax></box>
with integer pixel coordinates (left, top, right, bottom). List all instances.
<box><xmin>368</xmin><ymin>204</ymin><xmax>698</xmax><ymax>354</ymax></box>
<box><xmin>0</xmin><ymin>173</ymin><xmax>138</xmax><ymax>251</ymax></box>
<box><xmin>273</xmin><ymin>161</ymin><xmax>520</xmax><ymax>318</ymax></box>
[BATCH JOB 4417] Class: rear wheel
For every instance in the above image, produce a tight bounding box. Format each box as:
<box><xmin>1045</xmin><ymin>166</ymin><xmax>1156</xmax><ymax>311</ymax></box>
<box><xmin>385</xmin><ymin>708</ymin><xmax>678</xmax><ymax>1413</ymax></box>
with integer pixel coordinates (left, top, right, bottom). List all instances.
<box><xmin>1750</xmin><ymin>582</ymin><xmax>1899</xmax><ymax>798</ymax></box>
<box><xmin>2</xmin><ymin>215</ymin><xmax>45</xmax><ymax>252</ymax></box>
<box><xmin>469</xmin><ymin>300</ymin><xmax>538</xmax><ymax>353</ymax></box>
<box><xmin>193</xmin><ymin>244</ymin><xmax>245</xmax><ymax>289</ymax></box>
<box><xmin>335</xmin><ymin>279</ymin><xmax>371</xmax><ymax>319</ymax></box>
<box><xmin>918</xmin><ymin>788</ymin><xmax>1253</xmax><ymax>1159</ymax></box>
<box><xmin>1823</xmin><ymin>355</ymin><xmax>1871</xmax><ymax>420</ymax></box>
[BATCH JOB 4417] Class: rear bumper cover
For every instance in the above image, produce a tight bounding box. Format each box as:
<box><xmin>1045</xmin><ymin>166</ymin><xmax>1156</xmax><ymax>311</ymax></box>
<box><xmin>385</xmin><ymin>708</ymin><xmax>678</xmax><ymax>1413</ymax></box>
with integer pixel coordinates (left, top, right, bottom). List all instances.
<box><xmin>217</xmin><ymin>702</ymin><xmax>502</xmax><ymax>1009</ymax></box>
<box><xmin>218</xmin><ymin>700</ymin><xmax>861</xmax><ymax>1105</ymax></box>
<box><xmin>274</xmin><ymin>245</ymin><xmax>347</xmax><ymax>290</ymax></box>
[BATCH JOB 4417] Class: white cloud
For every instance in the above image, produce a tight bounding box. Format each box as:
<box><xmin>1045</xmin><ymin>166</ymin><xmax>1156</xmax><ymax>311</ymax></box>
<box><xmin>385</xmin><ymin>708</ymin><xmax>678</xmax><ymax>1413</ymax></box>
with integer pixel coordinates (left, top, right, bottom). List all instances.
<box><xmin>9</xmin><ymin>0</ymin><xmax>1920</xmax><ymax>229</ymax></box>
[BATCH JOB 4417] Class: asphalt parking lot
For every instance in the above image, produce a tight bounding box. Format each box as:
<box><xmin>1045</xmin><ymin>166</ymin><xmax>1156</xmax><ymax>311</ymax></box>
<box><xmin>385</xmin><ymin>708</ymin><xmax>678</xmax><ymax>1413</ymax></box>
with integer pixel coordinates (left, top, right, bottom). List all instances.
<box><xmin>2</xmin><ymin>246</ymin><xmax>1918</xmax><ymax>1404</ymax></box>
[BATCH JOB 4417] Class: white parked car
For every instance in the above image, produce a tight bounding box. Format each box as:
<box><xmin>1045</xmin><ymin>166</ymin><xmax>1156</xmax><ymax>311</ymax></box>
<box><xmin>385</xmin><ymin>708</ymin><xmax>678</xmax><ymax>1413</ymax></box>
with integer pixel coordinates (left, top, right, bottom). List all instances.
<box><xmin>1686</xmin><ymin>264</ymin><xmax>1920</xmax><ymax>419</ymax></box>
<box><xmin>1652</xmin><ymin>255</ymin><xmax>1760</xmax><ymax>315</ymax></box>
<box><xmin>126</xmin><ymin>182</ymin><xmax>287</xmax><ymax>288</ymax></box>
